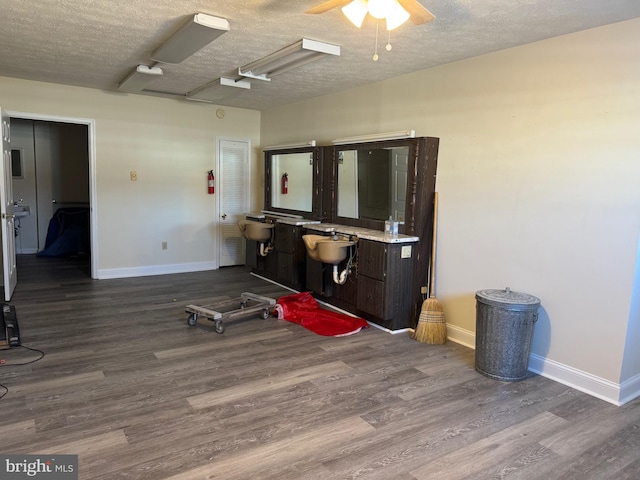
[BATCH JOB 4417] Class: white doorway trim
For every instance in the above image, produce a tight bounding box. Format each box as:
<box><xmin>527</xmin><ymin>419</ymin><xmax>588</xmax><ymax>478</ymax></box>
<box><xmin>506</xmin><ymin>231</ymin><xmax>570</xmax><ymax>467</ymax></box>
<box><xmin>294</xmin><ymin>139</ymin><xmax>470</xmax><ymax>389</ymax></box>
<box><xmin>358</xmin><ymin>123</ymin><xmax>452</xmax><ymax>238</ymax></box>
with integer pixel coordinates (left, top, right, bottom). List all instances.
<box><xmin>216</xmin><ymin>136</ymin><xmax>251</xmax><ymax>268</ymax></box>
<box><xmin>7</xmin><ymin>110</ymin><xmax>97</xmax><ymax>279</ymax></box>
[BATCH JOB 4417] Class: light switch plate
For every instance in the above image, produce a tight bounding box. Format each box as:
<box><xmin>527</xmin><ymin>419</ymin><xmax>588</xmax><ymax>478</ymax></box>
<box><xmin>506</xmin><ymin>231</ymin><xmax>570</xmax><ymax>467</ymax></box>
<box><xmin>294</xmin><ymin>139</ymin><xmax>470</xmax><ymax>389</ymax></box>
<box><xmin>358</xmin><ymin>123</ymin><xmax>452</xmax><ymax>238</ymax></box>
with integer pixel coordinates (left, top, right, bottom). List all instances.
<box><xmin>401</xmin><ymin>245</ymin><xmax>412</xmax><ymax>258</ymax></box>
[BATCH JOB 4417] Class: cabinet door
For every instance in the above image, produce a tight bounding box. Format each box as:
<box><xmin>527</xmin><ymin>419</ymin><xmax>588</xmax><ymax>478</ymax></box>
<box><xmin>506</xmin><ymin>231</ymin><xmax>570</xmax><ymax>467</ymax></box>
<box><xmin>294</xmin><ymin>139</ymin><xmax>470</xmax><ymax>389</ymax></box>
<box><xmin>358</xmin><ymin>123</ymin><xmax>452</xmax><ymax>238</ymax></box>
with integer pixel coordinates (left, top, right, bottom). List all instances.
<box><xmin>275</xmin><ymin>224</ymin><xmax>296</xmax><ymax>253</ymax></box>
<box><xmin>277</xmin><ymin>252</ymin><xmax>294</xmax><ymax>283</ymax></box>
<box><xmin>357</xmin><ymin>276</ymin><xmax>387</xmax><ymax>319</ymax></box>
<box><xmin>358</xmin><ymin>239</ymin><xmax>387</xmax><ymax>281</ymax></box>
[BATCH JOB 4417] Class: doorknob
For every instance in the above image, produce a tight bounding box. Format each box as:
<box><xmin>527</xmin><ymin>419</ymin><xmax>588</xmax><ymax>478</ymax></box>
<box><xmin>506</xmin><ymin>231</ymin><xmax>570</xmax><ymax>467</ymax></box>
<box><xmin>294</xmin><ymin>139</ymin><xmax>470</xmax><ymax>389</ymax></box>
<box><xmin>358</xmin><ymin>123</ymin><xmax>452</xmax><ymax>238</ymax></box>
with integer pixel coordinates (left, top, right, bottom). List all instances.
<box><xmin>221</xmin><ymin>213</ymin><xmax>227</xmax><ymax>219</ymax></box>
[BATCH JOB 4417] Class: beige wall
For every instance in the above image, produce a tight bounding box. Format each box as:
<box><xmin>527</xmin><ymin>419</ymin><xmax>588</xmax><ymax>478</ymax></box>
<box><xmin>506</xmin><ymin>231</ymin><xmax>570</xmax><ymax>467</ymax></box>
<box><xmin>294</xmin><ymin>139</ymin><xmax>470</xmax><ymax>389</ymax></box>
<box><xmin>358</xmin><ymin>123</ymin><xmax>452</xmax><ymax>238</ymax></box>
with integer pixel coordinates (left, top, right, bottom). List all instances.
<box><xmin>260</xmin><ymin>18</ymin><xmax>640</xmax><ymax>394</ymax></box>
<box><xmin>0</xmin><ymin>78</ymin><xmax>262</xmax><ymax>275</ymax></box>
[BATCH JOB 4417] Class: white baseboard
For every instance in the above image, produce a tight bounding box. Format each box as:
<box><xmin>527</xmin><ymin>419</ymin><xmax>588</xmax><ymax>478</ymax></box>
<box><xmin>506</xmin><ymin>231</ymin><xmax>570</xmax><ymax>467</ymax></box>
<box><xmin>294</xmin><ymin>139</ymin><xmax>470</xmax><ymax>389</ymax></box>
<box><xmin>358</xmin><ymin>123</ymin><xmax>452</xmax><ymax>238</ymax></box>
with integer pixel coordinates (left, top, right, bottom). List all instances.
<box><xmin>17</xmin><ymin>248</ymin><xmax>39</xmax><ymax>254</ymax></box>
<box><xmin>98</xmin><ymin>261</ymin><xmax>217</xmax><ymax>279</ymax></box>
<box><xmin>445</xmin><ymin>326</ymin><xmax>639</xmax><ymax>406</ymax></box>
<box><xmin>528</xmin><ymin>354</ymin><xmax>625</xmax><ymax>406</ymax></box>
<box><xmin>619</xmin><ymin>372</ymin><xmax>640</xmax><ymax>406</ymax></box>
<box><xmin>445</xmin><ymin>323</ymin><xmax>476</xmax><ymax>349</ymax></box>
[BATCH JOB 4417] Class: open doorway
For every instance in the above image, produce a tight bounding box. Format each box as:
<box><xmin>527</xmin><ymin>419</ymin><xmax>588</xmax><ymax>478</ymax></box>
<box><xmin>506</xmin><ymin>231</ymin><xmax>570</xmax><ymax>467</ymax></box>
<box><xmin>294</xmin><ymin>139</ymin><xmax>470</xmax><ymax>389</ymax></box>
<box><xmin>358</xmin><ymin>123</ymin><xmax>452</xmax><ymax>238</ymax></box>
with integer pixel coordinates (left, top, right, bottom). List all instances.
<box><xmin>9</xmin><ymin>115</ymin><xmax>95</xmax><ymax>278</ymax></box>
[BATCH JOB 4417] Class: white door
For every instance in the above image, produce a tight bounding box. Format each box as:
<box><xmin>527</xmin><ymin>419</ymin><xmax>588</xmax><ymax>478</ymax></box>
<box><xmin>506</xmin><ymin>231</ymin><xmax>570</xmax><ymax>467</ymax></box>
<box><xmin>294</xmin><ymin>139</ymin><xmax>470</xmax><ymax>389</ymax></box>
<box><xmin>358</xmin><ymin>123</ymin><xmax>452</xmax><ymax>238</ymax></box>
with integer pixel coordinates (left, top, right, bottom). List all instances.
<box><xmin>218</xmin><ymin>139</ymin><xmax>250</xmax><ymax>267</ymax></box>
<box><xmin>0</xmin><ymin>108</ymin><xmax>17</xmax><ymax>300</ymax></box>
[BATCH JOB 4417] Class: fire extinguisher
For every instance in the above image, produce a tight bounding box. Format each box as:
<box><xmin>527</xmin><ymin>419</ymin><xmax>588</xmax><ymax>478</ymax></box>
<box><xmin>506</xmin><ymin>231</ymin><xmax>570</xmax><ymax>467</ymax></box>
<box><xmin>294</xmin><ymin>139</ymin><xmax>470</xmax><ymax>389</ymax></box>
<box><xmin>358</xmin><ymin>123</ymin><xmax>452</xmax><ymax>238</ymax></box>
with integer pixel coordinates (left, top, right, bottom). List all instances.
<box><xmin>281</xmin><ymin>172</ymin><xmax>288</xmax><ymax>195</ymax></box>
<box><xmin>207</xmin><ymin>170</ymin><xmax>215</xmax><ymax>194</ymax></box>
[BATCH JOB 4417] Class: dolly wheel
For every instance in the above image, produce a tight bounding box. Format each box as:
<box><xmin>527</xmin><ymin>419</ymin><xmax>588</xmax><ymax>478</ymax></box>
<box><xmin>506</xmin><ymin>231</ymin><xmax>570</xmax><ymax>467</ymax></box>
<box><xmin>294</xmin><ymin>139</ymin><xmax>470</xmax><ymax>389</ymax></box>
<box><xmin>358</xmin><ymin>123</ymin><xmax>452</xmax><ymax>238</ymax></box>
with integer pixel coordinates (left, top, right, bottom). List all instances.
<box><xmin>187</xmin><ymin>314</ymin><xmax>197</xmax><ymax>327</ymax></box>
<box><xmin>215</xmin><ymin>319</ymin><xmax>225</xmax><ymax>334</ymax></box>
<box><xmin>261</xmin><ymin>309</ymin><xmax>270</xmax><ymax>319</ymax></box>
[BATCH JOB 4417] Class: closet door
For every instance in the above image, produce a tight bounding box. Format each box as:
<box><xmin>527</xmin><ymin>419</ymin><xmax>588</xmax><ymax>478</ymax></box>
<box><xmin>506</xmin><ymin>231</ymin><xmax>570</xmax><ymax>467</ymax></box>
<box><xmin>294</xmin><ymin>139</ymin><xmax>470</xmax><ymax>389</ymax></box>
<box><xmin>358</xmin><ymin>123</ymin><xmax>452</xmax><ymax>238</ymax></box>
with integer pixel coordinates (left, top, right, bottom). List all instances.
<box><xmin>218</xmin><ymin>138</ymin><xmax>250</xmax><ymax>267</ymax></box>
<box><xmin>0</xmin><ymin>108</ymin><xmax>17</xmax><ymax>300</ymax></box>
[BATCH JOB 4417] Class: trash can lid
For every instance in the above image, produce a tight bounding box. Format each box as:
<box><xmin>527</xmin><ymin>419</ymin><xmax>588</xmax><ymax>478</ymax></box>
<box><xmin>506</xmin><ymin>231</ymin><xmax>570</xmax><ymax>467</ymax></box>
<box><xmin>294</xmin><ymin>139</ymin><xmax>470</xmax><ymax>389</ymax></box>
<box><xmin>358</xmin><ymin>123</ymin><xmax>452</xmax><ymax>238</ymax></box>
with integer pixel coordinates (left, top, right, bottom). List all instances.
<box><xmin>475</xmin><ymin>287</ymin><xmax>540</xmax><ymax>308</ymax></box>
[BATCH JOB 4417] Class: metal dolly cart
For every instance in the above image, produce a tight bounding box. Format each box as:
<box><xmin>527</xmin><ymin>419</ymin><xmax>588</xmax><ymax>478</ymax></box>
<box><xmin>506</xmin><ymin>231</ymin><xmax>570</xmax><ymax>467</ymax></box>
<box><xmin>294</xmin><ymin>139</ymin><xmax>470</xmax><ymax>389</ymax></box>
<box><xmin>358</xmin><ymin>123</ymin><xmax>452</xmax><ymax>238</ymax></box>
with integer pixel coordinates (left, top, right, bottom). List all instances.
<box><xmin>185</xmin><ymin>292</ymin><xmax>276</xmax><ymax>334</ymax></box>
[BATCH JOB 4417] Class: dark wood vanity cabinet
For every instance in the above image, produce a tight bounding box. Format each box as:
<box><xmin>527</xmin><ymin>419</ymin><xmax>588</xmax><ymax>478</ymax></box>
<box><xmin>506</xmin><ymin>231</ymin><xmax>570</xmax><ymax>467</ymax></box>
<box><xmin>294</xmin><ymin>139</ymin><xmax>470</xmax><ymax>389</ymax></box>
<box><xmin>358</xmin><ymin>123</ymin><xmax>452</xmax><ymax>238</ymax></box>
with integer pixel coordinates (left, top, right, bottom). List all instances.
<box><xmin>274</xmin><ymin>224</ymin><xmax>306</xmax><ymax>291</ymax></box>
<box><xmin>258</xmin><ymin>135</ymin><xmax>438</xmax><ymax>331</ymax></box>
<box><xmin>355</xmin><ymin>239</ymin><xmax>415</xmax><ymax>330</ymax></box>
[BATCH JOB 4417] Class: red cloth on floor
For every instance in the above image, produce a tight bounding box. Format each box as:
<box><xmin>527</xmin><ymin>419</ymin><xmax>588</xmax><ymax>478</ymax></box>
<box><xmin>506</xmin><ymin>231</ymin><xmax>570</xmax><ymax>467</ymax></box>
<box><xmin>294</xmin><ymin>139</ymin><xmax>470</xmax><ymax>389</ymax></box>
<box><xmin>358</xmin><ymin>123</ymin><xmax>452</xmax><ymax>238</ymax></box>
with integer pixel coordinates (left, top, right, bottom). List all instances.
<box><xmin>276</xmin><ymin>291</ymin><xmax>369</xmax><ymax>336</ymax></box>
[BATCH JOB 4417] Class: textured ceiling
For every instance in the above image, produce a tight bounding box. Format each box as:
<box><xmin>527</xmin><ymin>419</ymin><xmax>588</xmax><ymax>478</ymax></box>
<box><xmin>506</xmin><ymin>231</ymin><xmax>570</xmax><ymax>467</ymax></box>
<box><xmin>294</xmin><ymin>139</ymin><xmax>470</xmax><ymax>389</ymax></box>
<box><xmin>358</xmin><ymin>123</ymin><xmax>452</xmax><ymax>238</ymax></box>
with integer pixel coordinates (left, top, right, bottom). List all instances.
<box><xmin>1</xmin><ymin>0</ymin><xmax>639</xmax><ymax>111</ymax></box>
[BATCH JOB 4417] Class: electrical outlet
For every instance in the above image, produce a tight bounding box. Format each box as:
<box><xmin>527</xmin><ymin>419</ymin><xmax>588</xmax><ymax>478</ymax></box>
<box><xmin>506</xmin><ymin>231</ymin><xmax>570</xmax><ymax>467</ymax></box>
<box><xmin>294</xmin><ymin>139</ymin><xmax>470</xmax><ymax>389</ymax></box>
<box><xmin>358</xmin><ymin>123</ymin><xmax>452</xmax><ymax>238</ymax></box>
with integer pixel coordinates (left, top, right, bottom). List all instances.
<box><xmin>162</xmin><ymin>241</ymin><xmax>167</xmax><ymax>250</ymax></box>
<box><xmin>130</xmin><ymin>171</ymin><xmax>137</xmax><ymax>181</ymax></box>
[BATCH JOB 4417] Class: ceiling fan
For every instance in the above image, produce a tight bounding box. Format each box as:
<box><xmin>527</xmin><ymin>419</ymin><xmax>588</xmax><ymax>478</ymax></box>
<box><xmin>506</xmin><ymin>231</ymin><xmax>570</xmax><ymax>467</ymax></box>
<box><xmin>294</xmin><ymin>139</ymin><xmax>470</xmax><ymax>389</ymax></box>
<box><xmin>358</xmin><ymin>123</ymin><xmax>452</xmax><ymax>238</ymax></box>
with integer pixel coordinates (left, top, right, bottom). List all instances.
<box><xmin>306</xmin><ymin>0</ymin><xmax>435</xmax><ymax>28</ymax></box>
<box><xmin>306</xmin><ymin>0</ymin><xmax>435</xmax><ymax>60</ymax></box>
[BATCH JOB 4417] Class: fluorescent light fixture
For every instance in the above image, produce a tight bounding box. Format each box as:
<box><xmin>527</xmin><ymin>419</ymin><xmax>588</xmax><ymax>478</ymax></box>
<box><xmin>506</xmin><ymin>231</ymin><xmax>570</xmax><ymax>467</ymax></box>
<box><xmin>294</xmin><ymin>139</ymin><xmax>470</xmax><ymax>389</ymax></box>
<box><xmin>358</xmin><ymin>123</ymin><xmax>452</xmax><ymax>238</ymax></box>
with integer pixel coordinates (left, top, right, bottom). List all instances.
<box><xmin>118</xmin><ymin>65</ymin><xmax>163</xmax><ymax>93</ymax></box>
<box><xmin>342</xmin><ymin>0</ymin><xmax>368</xmax><ymax>28</ymax></box>
<box><xmin>263</xmin><ymin>141</ymin><xmax>317</xmax><ymax>151</ymax></box>
<box><xmin>187</xmin><ymin>77</ymin><xmax>251</xmax><ymax>102</ymax></box>
<box><xmin>151</xmin><ymin>13</ymin><xmax>230</xmax><ymax>64</ymax></box>
<box><xmin>332</xmin><ymin>130</ymin><xmax>415</xmax><ymax>145</ymax></box>
<box><xmin>239</xmin><ymin>38</ymin><xmax>340</xmax><ymax>81</ymax></box>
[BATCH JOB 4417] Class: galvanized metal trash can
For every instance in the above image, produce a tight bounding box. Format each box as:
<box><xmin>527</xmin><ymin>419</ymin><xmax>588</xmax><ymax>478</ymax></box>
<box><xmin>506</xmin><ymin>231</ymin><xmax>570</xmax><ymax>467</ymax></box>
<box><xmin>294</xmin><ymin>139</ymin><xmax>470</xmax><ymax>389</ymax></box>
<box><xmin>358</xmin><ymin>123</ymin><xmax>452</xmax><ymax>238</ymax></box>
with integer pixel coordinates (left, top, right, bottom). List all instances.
<box><xmin>475</xmin><ymin>287</ymin><xmax>541</xmax><ymax>381</ymax></box>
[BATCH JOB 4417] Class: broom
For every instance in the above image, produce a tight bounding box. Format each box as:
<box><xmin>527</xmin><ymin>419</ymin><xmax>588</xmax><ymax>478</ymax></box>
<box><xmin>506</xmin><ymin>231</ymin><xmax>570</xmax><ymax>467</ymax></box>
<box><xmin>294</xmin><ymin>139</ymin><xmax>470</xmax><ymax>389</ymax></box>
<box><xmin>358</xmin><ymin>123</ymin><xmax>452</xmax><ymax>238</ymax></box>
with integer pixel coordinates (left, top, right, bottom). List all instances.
<box><xmin>413</xmin><ymin>192</ymin><xmax>447</xmax><ymax>344</ymax></box>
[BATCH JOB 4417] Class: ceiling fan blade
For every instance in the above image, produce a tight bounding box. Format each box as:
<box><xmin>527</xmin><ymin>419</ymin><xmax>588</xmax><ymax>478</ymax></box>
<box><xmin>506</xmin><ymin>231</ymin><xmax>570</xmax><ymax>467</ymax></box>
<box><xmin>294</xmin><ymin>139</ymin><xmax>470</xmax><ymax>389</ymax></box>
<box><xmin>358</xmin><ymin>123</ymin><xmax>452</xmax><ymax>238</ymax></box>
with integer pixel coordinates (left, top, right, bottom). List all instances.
<box><xmin>305</xmin><ymin>0</ymin><xmax>353</xmax><ymax>14</ymax></box>
<box><xmin>397</xmin><ymin>0</ymin><xmax>436</xmax><ymax>25</ymax></box>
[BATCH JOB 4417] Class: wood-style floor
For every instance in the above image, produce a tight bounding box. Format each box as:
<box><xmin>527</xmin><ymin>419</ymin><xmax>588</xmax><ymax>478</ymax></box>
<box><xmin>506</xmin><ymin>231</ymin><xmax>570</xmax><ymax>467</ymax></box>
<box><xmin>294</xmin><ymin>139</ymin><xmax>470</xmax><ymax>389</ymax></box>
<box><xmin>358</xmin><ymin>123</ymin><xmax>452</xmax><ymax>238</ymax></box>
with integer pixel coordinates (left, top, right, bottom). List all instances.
<box><xmin>1</xmin><ymin>255</ymin><xmax>639</xmax><ymax>479</ymax></box>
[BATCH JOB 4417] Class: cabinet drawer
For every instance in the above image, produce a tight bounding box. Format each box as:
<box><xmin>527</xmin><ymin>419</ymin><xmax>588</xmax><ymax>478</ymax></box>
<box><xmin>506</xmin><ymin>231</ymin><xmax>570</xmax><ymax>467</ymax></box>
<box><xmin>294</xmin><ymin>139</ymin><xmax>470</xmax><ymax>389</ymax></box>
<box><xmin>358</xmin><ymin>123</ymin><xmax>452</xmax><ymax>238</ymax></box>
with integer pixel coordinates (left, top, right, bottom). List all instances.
<box><xmin>356</xmin><ymin>276</ymin><xmax>388</xmax><ymax>319</ymax></box>
<box><xmin>358</xmin><ymin>240</ymin><xmax>387</xmax><ymax>281</ymax></box>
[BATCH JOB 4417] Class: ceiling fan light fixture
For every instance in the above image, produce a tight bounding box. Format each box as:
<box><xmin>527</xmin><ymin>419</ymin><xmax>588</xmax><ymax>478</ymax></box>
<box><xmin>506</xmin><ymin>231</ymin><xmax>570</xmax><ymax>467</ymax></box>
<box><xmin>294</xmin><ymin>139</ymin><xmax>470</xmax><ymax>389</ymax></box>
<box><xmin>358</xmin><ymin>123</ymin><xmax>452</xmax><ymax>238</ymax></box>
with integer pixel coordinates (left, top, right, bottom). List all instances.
<box><xmin>342</xmin><ymin>0</ymin><xmax>368</xmax><ymax>28</ymax></box>
<box><xmin>367</xmin><ymin>0</ymin><xmax>394</xmax><ymax>19</ymax></box>
<box><xmin>385</xmin><ymin>1</ymin><xmax>410</xmax><ymax>30</ymax></box>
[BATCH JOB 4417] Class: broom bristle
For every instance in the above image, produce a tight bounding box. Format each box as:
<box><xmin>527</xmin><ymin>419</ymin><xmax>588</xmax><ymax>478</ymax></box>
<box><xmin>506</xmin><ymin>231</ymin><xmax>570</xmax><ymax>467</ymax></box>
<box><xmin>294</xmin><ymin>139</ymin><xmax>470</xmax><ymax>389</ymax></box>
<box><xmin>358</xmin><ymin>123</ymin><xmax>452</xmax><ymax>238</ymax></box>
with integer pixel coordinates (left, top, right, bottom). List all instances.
<box><xmin>413</xmin><ymin>298</ymin><xmax>447</xmax><ymax>344</ymax></box>
<box><xmin>421</xmin><ymin>297</ymin><xmax>444</xmax><ymax>313</ymax></box>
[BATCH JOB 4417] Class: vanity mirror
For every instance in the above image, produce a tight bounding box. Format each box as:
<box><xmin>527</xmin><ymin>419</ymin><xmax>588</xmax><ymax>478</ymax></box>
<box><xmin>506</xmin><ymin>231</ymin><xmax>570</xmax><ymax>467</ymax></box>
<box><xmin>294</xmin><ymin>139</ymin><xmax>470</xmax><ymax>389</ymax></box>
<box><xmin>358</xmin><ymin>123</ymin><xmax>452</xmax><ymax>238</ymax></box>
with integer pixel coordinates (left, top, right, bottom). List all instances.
<box><xmin>337</xmin><ymin>145</ymin><xmax>410</xmax><ymax>223</ymax></box>
<box><xmin>264</xmin><ymin>146</ymin><xmax>323</xmax><ymax>219</ymax></box>
<box><xmin>326</xmin><ymin>137</ymin><xmax>439</xmax><ymax>236</ymax></box>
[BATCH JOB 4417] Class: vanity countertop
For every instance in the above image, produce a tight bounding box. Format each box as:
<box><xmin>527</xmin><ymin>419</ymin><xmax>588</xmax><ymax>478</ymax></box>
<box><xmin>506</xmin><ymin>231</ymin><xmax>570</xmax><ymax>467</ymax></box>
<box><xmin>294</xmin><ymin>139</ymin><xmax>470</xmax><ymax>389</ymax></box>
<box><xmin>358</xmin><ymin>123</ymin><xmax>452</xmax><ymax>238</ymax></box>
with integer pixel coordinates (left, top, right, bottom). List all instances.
<box><xmin>273</xmin><ymin>218</ymin><xmax>322</xmax><ymax>226</ymax></box>
<box><xmin>245</xmin><ymin>212</ymin><xmax>321</xmax><ymax>226</ymax></box>
<box><xmin>306</xmin><ymin>223</ymin><xmax>419</xmax><ymax>244</ymax></box>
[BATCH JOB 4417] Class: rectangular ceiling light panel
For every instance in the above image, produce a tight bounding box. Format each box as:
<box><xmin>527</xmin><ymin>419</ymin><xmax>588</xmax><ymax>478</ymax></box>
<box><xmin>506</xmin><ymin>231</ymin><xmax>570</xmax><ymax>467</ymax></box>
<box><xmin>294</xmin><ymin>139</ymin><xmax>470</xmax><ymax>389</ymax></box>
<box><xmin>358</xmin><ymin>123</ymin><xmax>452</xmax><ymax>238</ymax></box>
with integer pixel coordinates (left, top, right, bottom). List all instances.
<box><xmin>151</xmin><ymin>13</ymin><xmax>230</xmax><ymax>64</ymax></box>
<box><xmin>187</xmin><ymin>77</ymin><xmax>251</xmax><ymax>102</ymax></box>
<box><xmin>118</xmin><ymin>65</ymin><xmax>164</xmax><ymax>93</ymax></box>
<box><xmin>239</xmin><ymin>38</ymin><xmax>340</xmax><ymax>81</ymax></box>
